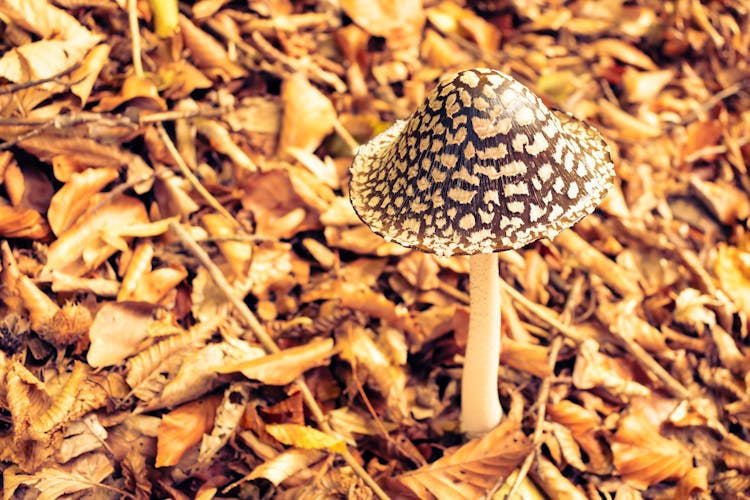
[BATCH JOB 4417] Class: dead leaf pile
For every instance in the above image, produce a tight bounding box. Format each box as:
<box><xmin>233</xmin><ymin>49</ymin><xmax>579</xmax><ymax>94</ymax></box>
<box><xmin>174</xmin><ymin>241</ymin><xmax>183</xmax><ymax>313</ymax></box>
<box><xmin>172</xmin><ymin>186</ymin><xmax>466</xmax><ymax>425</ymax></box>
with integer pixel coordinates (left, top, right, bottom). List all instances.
<box><xmin>1</xmin><ymin>0</ymin><xmax>750</xmax><ymax>498</ymax></box>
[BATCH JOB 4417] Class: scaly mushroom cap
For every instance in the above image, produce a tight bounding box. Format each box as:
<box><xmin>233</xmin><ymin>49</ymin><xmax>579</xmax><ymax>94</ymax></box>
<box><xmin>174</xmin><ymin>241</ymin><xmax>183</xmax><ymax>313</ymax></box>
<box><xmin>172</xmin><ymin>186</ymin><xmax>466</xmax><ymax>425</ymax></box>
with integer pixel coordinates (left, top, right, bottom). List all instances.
<box><xmin>349</xmin><ymin>68</ymin><xmax>615</xmax><ymax>256</ymax></box>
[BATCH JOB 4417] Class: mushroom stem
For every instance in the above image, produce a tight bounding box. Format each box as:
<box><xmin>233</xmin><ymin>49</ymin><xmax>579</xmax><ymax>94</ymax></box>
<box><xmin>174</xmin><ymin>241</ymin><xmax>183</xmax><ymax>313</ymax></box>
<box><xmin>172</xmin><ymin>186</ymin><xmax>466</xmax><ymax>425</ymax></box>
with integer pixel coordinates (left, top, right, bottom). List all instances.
<box><xmin>461</xmin><ymin>252</ymin><xmax>503</xmax><ymax>435</ymax></box>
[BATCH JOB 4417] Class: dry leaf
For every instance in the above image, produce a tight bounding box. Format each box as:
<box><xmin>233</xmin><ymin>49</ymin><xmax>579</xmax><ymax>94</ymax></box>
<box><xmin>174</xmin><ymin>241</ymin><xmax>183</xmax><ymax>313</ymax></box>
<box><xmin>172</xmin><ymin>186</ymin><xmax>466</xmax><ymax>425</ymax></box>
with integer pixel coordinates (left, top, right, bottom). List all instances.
<box><xmin>43</xmin><ymin>194</ymin><xmax>149</xmax><ymax>277</ymax></box>
<box><xmin>715</xmin><ymin>244</ymin><xmax>750</xmax><ymax>318</ymax></box>
<box><xmin>611</xmin><ymin>412</ymin><xmax>693</xmax><ymax>489</ymax></box>
<box><xmin>265</xmin><ymin>423</ymin><xmax>346</xmax><ymax>454</ymax></box>
<box><xmin>219</xmin><ymin>337</ymin><xmax>334</xmax><ymax>385</ymax></box>
<box><xmin>278</xmin><ymin>73</ymin><xmax>337</xmax><ymax>156</ymax></box>
<box><xmin>340</xmin><ymin>0</ymin><xmax>425</xmax><ymax>49</ymax></box>
<box><xmin>198</xmin><ymin>383</ymin><xmax>251</xmax><ymax>465</ymax></box>
<box><xmin>397</xmin><ymin>411</ymin><xmax>532</xmax><ymax>499</ymax></box>
<box><xmin>245</xmin><ymin>448</ymin><xmax>326</xmax><ymax>486</ymax></box>
<box><xmin>3</xmin><ymin>452</ymin><xmax>114</xmax><ymax>500</ymax></box>
<box><xmin>47</xmin><ymin>167</ymin><xmax>119</xmax><ymax>237</ymax></box>
<box><xmin>87</xmin><ymin>302</ymin><xmax>154</xmax><ymax>368</ymax></box>
<box><xmin>177</xmin><ymin>15</ymin><xmax>245</xmax><ymax>80</ymax></box>
<box><xmin>155</xmin><ymin>394</ymin><xmax>222</xmax><ymax>467</ymax></box>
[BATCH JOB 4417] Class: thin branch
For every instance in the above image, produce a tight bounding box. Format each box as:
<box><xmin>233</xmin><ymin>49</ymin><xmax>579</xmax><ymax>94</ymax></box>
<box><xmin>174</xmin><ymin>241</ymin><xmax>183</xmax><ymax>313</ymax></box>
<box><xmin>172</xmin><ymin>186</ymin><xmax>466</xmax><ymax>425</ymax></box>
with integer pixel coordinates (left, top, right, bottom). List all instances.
<box><xmin>128</xmin><ymin>0</ymin><xmax>144</xmax><ymax>77</ymax></box>
<box><xmin>0</xmin><ymin>63</ymin><xmax>81</xmax><ymax>96</ymax></box>
<box><xmin>155</xmin><ymin>123</ymin><xmax>239</xmax><ymax>227</ymax></box>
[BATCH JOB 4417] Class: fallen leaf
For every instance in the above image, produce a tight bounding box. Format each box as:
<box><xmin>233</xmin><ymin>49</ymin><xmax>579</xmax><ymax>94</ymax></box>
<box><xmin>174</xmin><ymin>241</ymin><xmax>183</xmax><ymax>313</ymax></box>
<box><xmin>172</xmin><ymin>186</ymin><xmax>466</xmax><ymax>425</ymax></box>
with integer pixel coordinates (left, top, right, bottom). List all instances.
<box><xmin>397</xmin><ymin>412</ymin><xmax>532</xmax><ymax>499</ymax></box>
<box><xmin>611</xmin><ymin>412</ymin><xmax>693</xmax><ymax>489</ymax></box>
<box><xmin>265</xmin><ymin>423</ymin><xmax>346</xmax><ymax>454</ymax></box>
<box><xmin>155</xmin><ymin>395</ymin><xmax>222</xmax><ymax>467</ymax></box>
<box><xmin>219</xmin><ymin>337</ymin><xmax>335</xmax><ymax>385</ymax></box>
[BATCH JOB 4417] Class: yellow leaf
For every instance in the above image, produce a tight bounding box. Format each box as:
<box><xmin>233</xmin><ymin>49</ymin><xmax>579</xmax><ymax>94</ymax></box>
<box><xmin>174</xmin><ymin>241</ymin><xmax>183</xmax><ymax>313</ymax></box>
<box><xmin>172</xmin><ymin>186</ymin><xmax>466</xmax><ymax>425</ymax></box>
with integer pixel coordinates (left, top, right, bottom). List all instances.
<box><xmin>265</xmin><ymin>424</ymin><xmax>346</xmax><ymax>454</ymax></box>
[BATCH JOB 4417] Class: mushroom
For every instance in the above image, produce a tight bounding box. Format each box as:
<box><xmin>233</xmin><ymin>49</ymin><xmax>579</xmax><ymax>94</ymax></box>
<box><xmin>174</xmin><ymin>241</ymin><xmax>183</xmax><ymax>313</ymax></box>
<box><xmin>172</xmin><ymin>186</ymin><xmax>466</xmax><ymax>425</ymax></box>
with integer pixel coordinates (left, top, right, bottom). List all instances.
<box><xmin>348</xmin><ymin>68</ymin><xmax>614</xmax><ymax>435</ymax></box>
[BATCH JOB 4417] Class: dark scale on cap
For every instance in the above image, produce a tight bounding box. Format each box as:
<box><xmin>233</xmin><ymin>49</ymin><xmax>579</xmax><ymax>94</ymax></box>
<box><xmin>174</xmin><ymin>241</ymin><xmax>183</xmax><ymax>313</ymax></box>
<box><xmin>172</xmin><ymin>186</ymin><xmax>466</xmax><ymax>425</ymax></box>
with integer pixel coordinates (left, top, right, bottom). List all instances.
<box><xmin>349</xmin><ymin>68</ymin><xmax>615</xmax><ymax>256</ymax></box>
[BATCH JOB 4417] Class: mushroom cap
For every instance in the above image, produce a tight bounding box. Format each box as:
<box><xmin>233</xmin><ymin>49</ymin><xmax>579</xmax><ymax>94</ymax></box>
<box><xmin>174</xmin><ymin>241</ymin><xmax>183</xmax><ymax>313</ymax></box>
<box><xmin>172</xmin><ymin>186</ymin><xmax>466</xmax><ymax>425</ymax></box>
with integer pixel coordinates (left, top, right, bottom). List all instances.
<box><xmin>349</xmin><ymin>68</ymin><xmax>615</xmax><ymax>256</ymax></box>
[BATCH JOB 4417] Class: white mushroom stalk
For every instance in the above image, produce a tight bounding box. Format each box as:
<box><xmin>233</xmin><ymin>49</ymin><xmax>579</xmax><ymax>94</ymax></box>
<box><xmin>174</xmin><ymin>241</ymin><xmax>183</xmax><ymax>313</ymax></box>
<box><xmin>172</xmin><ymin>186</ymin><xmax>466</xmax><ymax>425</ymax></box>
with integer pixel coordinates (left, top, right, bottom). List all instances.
<box><xmin>348</xmin><ymin>68</ymin><xmax>614</xmax><ymax>436</ymax></box>
<box><xmin>461</xmin><ymin>252</ymin><xmax>502</xmax><ymax>435</ymax></box>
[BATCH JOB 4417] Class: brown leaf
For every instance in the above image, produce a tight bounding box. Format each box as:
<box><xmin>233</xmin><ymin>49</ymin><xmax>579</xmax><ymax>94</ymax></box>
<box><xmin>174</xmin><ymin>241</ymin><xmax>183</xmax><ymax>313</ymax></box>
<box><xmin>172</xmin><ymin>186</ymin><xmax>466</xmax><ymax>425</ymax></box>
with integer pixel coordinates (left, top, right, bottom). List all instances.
<box><xmin>340</xmin><ymin>0</ymin><xmax>425</xmax><ymax>49</ymax></box>
<box><xmin>278</xmin><ymin>73</ymin><xmax>337</xmax><ymax>156</ymax></box>
<box><xmin>715</xmin><ymin>244</ymin><xmax>750</xmax><ymax>318</ymax></box>
<box><xmin>611</xmin><ymin>412</ymin><xmax>692</xmax><ymax>489</ymax></box>
<box><xmin>3</xmin><ymin>452</ymin><xmax>115</xmax><ymax>500</ymax></box>
<box><xmin>86</xmin><ymin>302</ymin><xmax>155</xmax><ymax>368</ymax></box>
<box><xmin>43</xmin><ymin>194</ymin><xmax>149</xmax><ymax>277</ymax></box>
<box><xmin>47</xmin><ymin>167</ymin><xmax>119</xmax><ymax>237</ymax></box>
<box><xmin>219</xmin><ymin>337</ymin><xmax>334</xmax><ymax>386</ymax></box>
<box><xmin>397</xmin><ymin>412</ymin><xmax>532</xmax><ymax>499</ymax></box>
<box><xmin>0</xmin><ymin>204</ymin><xmax>50</xmax><ymax>239</ymax></box>
<box><xmin>177</xmin><ymin>15</ymin><xmax>245</xmax><ymax>80</ymax></box>
<box><xmin>338</xmin><ymin>282</ymin><xmax>424</xmax><ymax>344</ymax></box>
<box><xmin>155</xmin><ymin>394</ymin><xmax>222</xmax><ymax>467</ymax></box>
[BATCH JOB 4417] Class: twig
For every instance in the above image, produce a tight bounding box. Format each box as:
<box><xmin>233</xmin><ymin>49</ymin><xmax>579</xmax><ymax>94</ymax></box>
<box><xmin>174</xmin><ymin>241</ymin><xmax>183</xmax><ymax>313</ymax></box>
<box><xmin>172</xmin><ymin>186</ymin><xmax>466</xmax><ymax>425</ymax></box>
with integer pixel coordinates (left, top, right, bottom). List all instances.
<box><xmin>0</xmin><ymin>63</ymin><xmax>81</xmax><ymax>96</ymax></box>
<box><xmin>499</xmin><ymin>276</ymin><xmax>584</xmax><ymax>499</ymax></box>
<box><xmin>249</xmin><ymin>31</ymin><xmax>347</xmax><ymax>93</ymax></box>
<box><xmin>168</xmin><ymin>221</ymin><xmax>391</xmax><ymax>500</ymax></box>
<box><xmin>156</xmin><ymin>123</ymin><xmax>239</xmax><ymax>227</ymax></box>
<box><xmin>128</xmin><ymin>0</ymin><xmax>144</xmax><ymax>77</ymax></box>
<box><xmin>498</xmin><ymin>278</ymin><xmax>585</xmax><ymax>343</ymax></box>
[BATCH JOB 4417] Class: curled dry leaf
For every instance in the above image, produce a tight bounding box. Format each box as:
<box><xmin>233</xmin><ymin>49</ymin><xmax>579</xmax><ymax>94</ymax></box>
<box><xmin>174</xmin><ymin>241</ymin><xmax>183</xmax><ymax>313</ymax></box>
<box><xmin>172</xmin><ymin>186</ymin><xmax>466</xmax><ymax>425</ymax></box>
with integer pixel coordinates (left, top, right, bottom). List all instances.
<box><xmin>4</xmin><ymin>156</ymin><xmax>53</xmax><ymax>213</ymax></box>
<box><xmin>396</xmin><ymin>251</ymin><xmax>441</xmax><ymax>290</ymax></box>
<box><xmin>245</xmin><ymin>448</ymin><xmax>326</xmax><ymax>487</ymax></box>
<box><xmin>689</xmin><ymin>176</ymin><xmax>750</xmax><ymax>224</ymax></box>
<box><xmin>0</xmin><ymin>204</ymin><xmax>50</xmax><ymax>239</ymax></box>
<box><xmin>241</xmin><ymin>169</ymin><xmax>321</xmax><ymax>239</ymax></box>
<box><xmin>611</xmin><ymin>412</ymin><xmax>693</xmax><ymax>489</ymax></box>
<box><xmin>420</xmin><ymin>28</ymin><xmax>473</xmax><ymax>68</ymax></box>
<box><xmin>597</xmin><ymin>99</ymin><xmax>662</xmax><ymax>141</ymax></box>
<box><xmin>94</xmin><ymin>74</ymin><xmax>167</xmax><ymax>112</ymax></box>
<box><xmin>47</xmin><ymin>167</ymin><xmax>119</xmax><ymax>237</ymax></box>
<box><xmin>248</xmin><ymin>241</ymin><xmax>298</xmax><ymax>299</ymax></box>
<box><xmin>155</xmin><ymin>394</ymin><xmax>222</xmax><ymax>468</ymax></box>
<box><xmin>43</xmin><ymin>194</ymin><xmax>149</xmax><ymax>277</ymax></box>
<box><xmin>338</xmin><ymin>282</ymin><xmax>423</xmax><ymax>344</ymax></box>
<box><xmin>69</xmin><ymin>43</ymin><xmax>111</xmax><ymax>106</ymax></box>
<box><xmin>198</xmin><ymin>383</ymin><xmax>251</xmax><ymax>465</ymax></box>
<box><xmin>194</xmin><ymin>119</ymin><xmax>257</xmax><ymax>175</ymax></box>
<box><xmin>125</xmin><ymin>318</ymin><xmax>220</xmax><ymax>400</ymax></box>
<box><xmin>143</xmin><ymin>338</ymin><xmax>264</xmax><ymax>412</ymax></box>
<box><xmin>530</xmin><ymin>455</ymin><xmax>588</xmax><ymax>500</ymax></box>
<box><xmin>177</xmin><ymin>15</ymin><xmax>245</xmax><ymax>80</ymax></box>
<box><xmin>547</xmin><ymin>400</ymin><xmax>611</xmax><ymax>474</ymax></box>
<box><xmin>501</xmin><ymin>338</ymin><xmax>552</xmax><ymax>378</ymax></box>
<box><xmin>426</xmin><ymin>1</ymin><xmax>501</xmax><ymax>53</ymax></box>
<box><xmin>621</xmin><ymin>68</ymin><xmax>674</xmax><ymax>103</ymax></box>
<box><xmin>219</xmin><ymin>337</ymin><xmax>334</xmax><ymax>386</ymax></box>
<box><xmin>0</xmin><ymin>0</ymin><xmax>101</xmax><ymax>108</ymax></box>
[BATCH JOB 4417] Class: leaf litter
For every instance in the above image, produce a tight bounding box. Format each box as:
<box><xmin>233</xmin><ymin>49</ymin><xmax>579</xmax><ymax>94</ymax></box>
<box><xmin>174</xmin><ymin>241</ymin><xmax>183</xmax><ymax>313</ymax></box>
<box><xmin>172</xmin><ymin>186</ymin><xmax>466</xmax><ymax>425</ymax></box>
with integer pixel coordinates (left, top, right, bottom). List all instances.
<box><xmin>1</xmin><ymin>0</ymin><xmax>750</xmax><ymax>498</ymax></box>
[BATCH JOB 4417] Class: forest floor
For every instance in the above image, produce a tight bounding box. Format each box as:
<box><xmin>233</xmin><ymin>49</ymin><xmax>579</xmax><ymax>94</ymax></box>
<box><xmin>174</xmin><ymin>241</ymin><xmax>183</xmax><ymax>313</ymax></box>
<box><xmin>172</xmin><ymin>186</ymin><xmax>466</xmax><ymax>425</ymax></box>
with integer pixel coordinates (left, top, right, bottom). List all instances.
<box><xmin>1</xmin><ymin>0</ymin><xmax>750</xmax><ymax>498</ymax></box>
